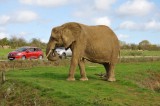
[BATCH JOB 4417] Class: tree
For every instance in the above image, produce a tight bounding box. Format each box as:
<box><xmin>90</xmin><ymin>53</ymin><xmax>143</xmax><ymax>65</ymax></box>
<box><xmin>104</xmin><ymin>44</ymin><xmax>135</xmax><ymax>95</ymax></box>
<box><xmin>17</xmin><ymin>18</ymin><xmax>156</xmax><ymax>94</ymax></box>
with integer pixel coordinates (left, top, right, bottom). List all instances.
<box><xmin>0</xmin><ymin>37</ymin><xmax>9</xmax><ymax>46</ymax></box>
<box><xmin>9</xmin><ymin>36</ymin><xmax>19</xmax><ymax>48</ymax></box>
<box><xmin>130</xmin><ymin>44</ymin><xmax>138</xmax><ymax>50</ymax></box>
<box><xmin>139</xmin><ymin>40</ymin><xmax>151</xmax><ymax>50</ymax></box>
<box><xmin>9</xmin><ymin>36</ymin><xmax>27</xmax><ymax>48</ymax></box>
<box><xmin>30</xmin><ymin>38</ymin><xmax>46</xmax><ymax>49</ymax></box>
<box><xmin>30</xmin><ymin>38</ymin><xmax>41</xmax><ymax>47</ymax></box>
<box><xmin>18</xmin><ymin>37</ymin><xmax>27</xmax><ymax>47</ymax></box>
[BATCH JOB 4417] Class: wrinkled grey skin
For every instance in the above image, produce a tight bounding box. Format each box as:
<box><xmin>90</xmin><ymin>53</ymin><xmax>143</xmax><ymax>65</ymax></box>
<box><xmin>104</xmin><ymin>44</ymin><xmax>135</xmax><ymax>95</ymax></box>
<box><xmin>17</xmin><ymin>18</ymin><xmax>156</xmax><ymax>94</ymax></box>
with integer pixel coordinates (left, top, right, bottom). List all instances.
<box><xmin>46</xmin><ymin>22</ymin><xmax>120</xmax><ymax>81</ymax></box>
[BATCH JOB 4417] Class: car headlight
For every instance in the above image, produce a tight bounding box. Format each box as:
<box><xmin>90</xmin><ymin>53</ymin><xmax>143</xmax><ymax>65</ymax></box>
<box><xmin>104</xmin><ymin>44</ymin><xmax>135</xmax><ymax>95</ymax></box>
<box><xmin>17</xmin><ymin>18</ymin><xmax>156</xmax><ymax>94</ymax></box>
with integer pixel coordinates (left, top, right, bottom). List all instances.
<box><xmin>16</xmin><ymin>53</ymin><xmax>22</xmax><ymax>56</ymax></box>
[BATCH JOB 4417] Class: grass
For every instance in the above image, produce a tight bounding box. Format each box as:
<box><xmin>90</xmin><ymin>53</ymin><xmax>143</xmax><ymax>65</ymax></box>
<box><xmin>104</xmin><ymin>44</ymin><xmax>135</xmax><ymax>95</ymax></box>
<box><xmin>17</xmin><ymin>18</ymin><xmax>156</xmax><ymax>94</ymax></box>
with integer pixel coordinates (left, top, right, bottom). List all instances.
<box><xmin>0</xmin><ymin>48</ymin><xmax>14</xmax><ymax>59</ymax></box>
<box><xmin>142</xmin><ymin>50</ymin><xmax>160</xmax><ymax>56</ymax></box>
<box><xmin>1</xmin><ymin>61</ymin><xmax>160</xmax><ymax>106</ymax></box>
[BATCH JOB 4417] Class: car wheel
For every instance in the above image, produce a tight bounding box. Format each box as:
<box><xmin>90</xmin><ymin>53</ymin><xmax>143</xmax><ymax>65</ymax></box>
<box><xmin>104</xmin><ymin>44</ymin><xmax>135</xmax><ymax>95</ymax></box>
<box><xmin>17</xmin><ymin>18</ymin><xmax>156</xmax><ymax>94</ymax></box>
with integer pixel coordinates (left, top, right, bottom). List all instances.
<box><xmin>61</xmin><ymin>53</ymin><xmax>66</xmax><ymax>59</ymax></box>
<box><xmin>39</xmin><ymin>55</ymin><xmax>43</xmax><ymax>60</ymax></box>
<box><xmin>21</xmin><ymin>56</ymin><xmax>26</xmax><ymax>60</ymax></box>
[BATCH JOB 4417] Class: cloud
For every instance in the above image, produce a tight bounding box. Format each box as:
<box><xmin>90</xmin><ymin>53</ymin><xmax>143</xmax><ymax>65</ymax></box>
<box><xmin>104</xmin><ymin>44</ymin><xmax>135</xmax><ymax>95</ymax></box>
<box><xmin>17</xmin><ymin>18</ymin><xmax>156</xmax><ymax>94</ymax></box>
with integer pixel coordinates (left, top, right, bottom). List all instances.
<box><xmin>118</xmin><ymin>21</ymin><xmax>141</xmax><ymax>30</ymax></box>
<box><xmin>145</xmin><ymin>20</ymin><xmax>160</xmax><ymax>31</ymax></box>
<box><xmin>0</xmin><ymin>15</ymin><xmax>10</xmax><ymax>25</ymax></box>
<box><xmin>118</xmin><ymin>20</ymin><xmax>160</xmax><ymax>31</ymax></box>
<box><xmin>93</xmin><ymin>17</ymin><xmax>111</xmax><ymax>26</ymax></box>
<box><xmin>0</xmin><ymin>27</ymin><xmax>6</xmax><ymax>32</ymax></box>
<box><xmin>73</xmin><ymin>0</ymin><xmax>116</xmax><ymax>18</ymax></box>
<box><xmin>117</xmin><ymin>34</ymin><xmax>129</xmax><ymax>39</ymax></box>
<box><xmin>19</xmin><ymin>0</ymin><xmax>69</xmax><ymax>7</ymax></box>
<box><xmin>94</xmin><ymin>0</ymin><xmax>116</xmax><ymax>11</ymax></box>
<box><xmin>0</xmin><ymin>32</ymin><xmax>9</xmax><ymax>39</ymax></box>
<box><xmin>0</xmin><ymin>10</ymin><xmax>38</xmax><ymax>25</ymax></box>
<box><xmin>18</xmin><ymin>32</ymin><xmax>30</xmax><ymax>37</ymax></box>
<box><xmin>12</xmin><ymin>10</ymin><xmax>38</xmax><ymax>23</ymax></box>
<box><xmin>117</xmin><ymin>0</ymin><xmax>155</xmax><ymax>17</ymax></box>
<box><xmin>41</xmin><ymin>39</ymin><xmax>48</xmax><ymax>43</ymax></box>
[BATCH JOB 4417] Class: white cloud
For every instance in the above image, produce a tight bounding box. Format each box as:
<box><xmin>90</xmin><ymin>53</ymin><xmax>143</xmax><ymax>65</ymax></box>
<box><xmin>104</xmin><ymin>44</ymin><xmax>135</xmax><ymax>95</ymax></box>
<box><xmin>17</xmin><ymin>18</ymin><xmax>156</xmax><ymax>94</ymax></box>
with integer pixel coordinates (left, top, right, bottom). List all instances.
<box><xmin>41</xmin><ymin>39</ymin><xmax>48</xmax><ymax>43</ymax></box>
<box><xmin>73</xmin><ymin>0</ymin><xmax>116</xmax><ymax>18</ymax></box>
<box><xmin>145</xmin><ymin>20</ymin><xmax>160</xmax><ymax>31</ymax></box>
<box><xmin>0</xmin><ymin>32</ymin><xmax>9</xmax><ymax>39</ymax></box>
<box><xmin>94</xmin><ymin>0</ymin><xmax>116</xmax><ymax>11</ymax></box>
<box><xmin>19</xmin><ymin>0</ymin><xmax>32</xmax><ymax>5</ymax></box>
<box><xmin>0</xmin><ymin>15</ymin><xmax>10</xmax><ymax>25</ymax></box>
<box><xmin>118</xmin><ymin>34</ymin><xmax>129</xmax><ymax>39</ymax></box>
<box><xmin>12</xmin><ymin>10</ymin><xmax>38</xmax><ymax>23</ymax></box>
<box><xmin>0</xmin><ymin>27</ymin><xmax>6</xmax><ymax>32</ymax></box>
<box><xmin>18</xmin><ymin>32</ymin><xmax>30</xmax><ymax>36</ymax></box>
<box><xmin>19</xmin><ymin>0</ymin><xmax>69</xmax><ymax>7</ymax></box>
<box><xmin>117</xmin><ymin>0</ymin><xmax>155</xmax><ymax>17</ymax></box>
<box><xmin>118</xmin><ymin>21</ymin><xmax>140</xmax><ymax>30</ymax></box>
<box><xmin>93</xmin><ymin>17</ymin><xmax>111</xmax><ymax>26</ymax></box>
<box><xmin>118</xmin><ymin>20</ymin><xmax>160</xmax><ymax>31</ymax></box>
<box><xmin>0</xmin><ymin>10</ymin><xmax>38</xmax><ymax>25</ymax></box>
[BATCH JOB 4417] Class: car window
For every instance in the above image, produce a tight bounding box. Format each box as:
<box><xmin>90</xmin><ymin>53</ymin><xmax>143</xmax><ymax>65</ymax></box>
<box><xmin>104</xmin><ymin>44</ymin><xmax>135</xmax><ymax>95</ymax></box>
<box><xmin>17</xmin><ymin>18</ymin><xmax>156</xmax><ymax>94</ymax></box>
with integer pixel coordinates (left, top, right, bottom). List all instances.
<box><xmin>29</xmin><ymin>48</ymin><xmax>35</xmax><ymax>52</ymax></box>
<box><xmin>35</xmin><ymin>48</ymin><xmax>41</xmax><ymax>51</ymax></box>
<box><xmin>57</xmin><ymin>47</ymin><xmax>65</xmax><ymax>50</ymax></box>
<box><xmin>16</xmin><ymin>48</ymin><xmax>27</xmax><ymax>52</ymax></box>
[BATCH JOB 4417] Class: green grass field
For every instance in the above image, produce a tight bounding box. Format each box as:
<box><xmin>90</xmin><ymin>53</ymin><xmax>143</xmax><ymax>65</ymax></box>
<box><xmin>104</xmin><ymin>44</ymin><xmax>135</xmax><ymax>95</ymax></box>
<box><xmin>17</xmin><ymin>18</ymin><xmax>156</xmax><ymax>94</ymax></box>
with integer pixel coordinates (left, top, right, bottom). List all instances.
<box><xmin>1</xmin><ymin>61</ymin><xmax>160</xmax><ymax>106</ymax></box>
<box><xmin>0</xmin><ymin>48</ymin><xmax>14</xmax><ymax>59</ymax></box>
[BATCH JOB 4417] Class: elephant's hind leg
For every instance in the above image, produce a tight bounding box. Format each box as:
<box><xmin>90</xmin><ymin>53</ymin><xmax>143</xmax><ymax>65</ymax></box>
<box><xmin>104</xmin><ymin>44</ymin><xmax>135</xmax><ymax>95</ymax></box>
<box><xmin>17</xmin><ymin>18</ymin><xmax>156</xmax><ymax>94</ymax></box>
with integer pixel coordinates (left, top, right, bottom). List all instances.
<box><xmin>78</xmin><ymin>59</ymin><xmax>88</xmax><ymax>81</ymax></box>
<box><xmin>103</xmin><ymin>63</ymin><xmax>116</xmax><ymax>82</ymax></box>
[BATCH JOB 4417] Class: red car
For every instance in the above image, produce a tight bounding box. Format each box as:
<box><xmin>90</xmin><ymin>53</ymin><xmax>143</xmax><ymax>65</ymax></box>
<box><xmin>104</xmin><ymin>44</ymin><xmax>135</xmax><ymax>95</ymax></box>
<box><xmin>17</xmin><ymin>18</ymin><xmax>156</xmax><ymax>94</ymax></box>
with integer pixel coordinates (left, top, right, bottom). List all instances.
<box><xmin>8</xmin><ymin>46</ymin><xmax>44</xmax><ymax>60</ymax></box>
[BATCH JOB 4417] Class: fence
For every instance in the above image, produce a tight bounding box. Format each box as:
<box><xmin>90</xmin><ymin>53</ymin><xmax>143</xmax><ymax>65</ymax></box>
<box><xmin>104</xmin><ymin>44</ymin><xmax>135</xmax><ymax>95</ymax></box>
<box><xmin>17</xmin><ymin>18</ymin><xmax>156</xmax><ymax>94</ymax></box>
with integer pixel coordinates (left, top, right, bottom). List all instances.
<box><xmin>120</xmin><ymin>56</ymin><xmax>160</xmax><ymax>63</ymax></box>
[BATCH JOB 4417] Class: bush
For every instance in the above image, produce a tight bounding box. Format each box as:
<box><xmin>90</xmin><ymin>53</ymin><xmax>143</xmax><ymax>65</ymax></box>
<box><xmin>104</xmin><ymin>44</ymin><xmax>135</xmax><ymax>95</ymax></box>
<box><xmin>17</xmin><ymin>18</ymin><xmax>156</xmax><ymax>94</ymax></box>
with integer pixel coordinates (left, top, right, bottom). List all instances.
<box><xmin>129</xmin><ymin>51</ymin><xmax>143</xmax><ymax>56</ymax></box>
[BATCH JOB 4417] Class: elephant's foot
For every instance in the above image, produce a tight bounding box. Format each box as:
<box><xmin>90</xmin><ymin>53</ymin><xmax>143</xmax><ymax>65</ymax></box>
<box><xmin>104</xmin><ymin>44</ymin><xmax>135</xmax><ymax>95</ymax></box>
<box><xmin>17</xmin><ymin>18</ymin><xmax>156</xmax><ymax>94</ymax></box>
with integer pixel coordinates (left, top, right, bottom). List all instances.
<box><xmin>67</xmin><ymin>77</ymin><xmax>75</xmax><ymax>81</ymax></box>
<box><xmin>80</xmin><ymin>77</ymin><xmax>88</xmax><ymax>81</ymax></box>
<box><xmin>107</xmin><ymin>77</ymin><xmax>116</xmax><ymax>82</ymax></box>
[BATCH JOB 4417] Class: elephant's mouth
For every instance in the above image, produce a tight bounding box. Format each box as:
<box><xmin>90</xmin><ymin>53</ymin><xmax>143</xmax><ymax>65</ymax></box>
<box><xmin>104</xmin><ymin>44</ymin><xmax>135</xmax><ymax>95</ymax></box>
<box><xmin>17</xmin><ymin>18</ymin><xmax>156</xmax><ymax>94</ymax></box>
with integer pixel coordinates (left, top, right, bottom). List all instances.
<box><xmin>46</xmin><ymin>49</ymin><xmax>60</xmax><ymax>61</ymax></box>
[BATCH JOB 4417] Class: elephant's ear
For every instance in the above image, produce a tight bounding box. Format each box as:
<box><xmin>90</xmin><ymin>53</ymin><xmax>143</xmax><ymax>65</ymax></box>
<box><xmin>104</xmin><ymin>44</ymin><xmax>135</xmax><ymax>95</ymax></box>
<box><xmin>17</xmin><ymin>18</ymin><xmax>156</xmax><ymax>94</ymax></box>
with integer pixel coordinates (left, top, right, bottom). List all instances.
<box><xmin>61</xmin><ymin>22</ymin><xmax>82</xmax><ymax>49</ymax></box>
<box><xmin>61</xmin><ymin>29</ymin><xmax>75</xmax><ymax>49</ymax></box>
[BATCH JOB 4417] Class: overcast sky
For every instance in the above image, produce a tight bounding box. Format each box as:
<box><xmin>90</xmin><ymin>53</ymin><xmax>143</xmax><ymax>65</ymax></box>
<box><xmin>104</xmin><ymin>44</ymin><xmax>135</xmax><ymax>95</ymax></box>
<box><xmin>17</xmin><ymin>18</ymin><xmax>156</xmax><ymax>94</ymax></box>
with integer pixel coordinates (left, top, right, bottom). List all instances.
<box><xmin>0</xmin><ymin>0</ymin><xmax>160</xmax><ymax>44</ymax></box>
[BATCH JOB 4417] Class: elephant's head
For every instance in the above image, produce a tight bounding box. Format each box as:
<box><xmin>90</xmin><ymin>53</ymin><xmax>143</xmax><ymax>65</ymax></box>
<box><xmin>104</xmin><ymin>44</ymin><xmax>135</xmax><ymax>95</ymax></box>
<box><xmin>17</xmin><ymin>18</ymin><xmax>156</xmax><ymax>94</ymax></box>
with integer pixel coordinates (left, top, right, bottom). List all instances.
<box><xmin>46</xmin><ymin>22</ymin><xmax>82</xmax><ymax>61</ymax></box>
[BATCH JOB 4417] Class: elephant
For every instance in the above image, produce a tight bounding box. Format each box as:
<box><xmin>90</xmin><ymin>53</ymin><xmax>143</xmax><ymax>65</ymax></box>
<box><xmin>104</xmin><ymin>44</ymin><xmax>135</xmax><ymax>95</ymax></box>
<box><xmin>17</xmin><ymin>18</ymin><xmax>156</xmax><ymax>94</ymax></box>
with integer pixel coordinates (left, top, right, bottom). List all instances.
<box><xmin>46</xmin><ymin>22</ymin><xmax>120</xmax><ymax>81</ymax></box>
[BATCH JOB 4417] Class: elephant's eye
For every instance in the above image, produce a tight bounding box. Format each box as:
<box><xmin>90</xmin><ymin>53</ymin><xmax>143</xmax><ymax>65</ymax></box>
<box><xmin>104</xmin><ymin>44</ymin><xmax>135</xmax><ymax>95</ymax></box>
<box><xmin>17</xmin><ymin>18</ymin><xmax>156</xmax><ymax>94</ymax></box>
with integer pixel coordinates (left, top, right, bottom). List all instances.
<box><xmin>51</xmin><ymin>37</ymin><xmax>58</xmax><ymax>41</ymax></box>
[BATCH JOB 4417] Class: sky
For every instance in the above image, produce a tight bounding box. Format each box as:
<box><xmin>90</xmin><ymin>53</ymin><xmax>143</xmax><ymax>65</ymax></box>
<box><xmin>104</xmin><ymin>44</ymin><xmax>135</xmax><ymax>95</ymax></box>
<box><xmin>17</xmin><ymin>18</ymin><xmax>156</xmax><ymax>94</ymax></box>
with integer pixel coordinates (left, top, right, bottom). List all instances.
<box><xmin>0</xmin><ymin>0</ymin><xmax>160</xmax><ymax>44</ymax></box>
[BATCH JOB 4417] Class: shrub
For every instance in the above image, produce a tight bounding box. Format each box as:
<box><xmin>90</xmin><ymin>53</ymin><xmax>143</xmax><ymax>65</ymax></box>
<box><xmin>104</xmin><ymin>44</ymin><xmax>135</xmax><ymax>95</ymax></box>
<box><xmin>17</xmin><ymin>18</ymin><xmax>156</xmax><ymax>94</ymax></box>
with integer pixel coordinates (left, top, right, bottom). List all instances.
<box><xmin>129</xmin><ymin>51</ymin><xmax>143</xmax><ymax>56</ymax></box>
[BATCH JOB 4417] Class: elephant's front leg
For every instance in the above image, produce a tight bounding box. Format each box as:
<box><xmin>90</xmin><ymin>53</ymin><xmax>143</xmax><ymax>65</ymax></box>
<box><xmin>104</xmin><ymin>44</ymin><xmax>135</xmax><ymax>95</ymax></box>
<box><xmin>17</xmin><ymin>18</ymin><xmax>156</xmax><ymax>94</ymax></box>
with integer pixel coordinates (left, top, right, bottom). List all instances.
<box><xmin>78</xmin><ymin>58</ymin><xmax>88</xmax><ymax>81</ymax></box>
<box><xmin>67</xmin><ymin>57</ymin><xmax>78</xmax><ymax>81</ymax></box>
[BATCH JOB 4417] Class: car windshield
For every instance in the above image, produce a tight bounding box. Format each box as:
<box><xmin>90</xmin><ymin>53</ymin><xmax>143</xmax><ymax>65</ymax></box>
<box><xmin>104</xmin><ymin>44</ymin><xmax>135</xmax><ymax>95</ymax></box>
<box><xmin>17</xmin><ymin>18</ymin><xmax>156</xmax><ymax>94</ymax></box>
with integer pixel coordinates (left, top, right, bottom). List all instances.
<box><xmin>16</xmin><ymin>47</ymin><xmax>27</xmax><ymax>52</ymax></box>
<box><xmin>56</xmin><ymin>47</ymin><xmax>65</xmax><ymax>50</ymax></box>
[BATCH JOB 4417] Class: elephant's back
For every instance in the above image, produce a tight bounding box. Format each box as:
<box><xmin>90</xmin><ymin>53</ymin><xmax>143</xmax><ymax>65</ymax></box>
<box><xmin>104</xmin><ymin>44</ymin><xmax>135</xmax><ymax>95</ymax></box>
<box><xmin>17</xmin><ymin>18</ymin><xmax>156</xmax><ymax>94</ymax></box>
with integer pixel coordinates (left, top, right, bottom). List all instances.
<box><xmin>84</xmin><ymin>25</ymin><xmax>119</xmax><ymax>47</ymax></box>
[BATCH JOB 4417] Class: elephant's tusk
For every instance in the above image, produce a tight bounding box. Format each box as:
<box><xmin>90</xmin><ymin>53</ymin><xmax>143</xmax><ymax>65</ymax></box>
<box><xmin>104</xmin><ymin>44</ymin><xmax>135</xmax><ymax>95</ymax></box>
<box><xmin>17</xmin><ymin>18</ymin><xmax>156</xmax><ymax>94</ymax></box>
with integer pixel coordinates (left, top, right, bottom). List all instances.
<box><xmin>46</xmin><ymin>49</ymin><xmax>52</xmax><ymax>58</ymax></box>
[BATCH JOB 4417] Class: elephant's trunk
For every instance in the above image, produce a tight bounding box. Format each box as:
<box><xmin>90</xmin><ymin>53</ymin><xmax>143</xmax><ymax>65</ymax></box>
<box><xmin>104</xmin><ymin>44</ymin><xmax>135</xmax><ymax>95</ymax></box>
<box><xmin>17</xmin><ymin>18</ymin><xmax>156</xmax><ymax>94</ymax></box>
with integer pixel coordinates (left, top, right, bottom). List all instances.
<box><xmin>46</xmin><ymin>44</ymin><xmax>60</xmax><ymax>61</ymax></box>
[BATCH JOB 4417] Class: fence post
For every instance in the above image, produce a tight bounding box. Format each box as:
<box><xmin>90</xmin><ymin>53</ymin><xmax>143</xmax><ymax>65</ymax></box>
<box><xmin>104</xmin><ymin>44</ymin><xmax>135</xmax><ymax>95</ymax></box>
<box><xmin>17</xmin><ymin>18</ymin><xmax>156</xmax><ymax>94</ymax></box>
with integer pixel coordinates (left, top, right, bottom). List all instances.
<box><xmin>1</xmin><ymin>64</ymin><xmax>6</xmax><ymax>83</ymax></box>
<box><xmin>2</xmin><ymin>70</ymin><xmax>5</xmax><ymax>83</ymax></box>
